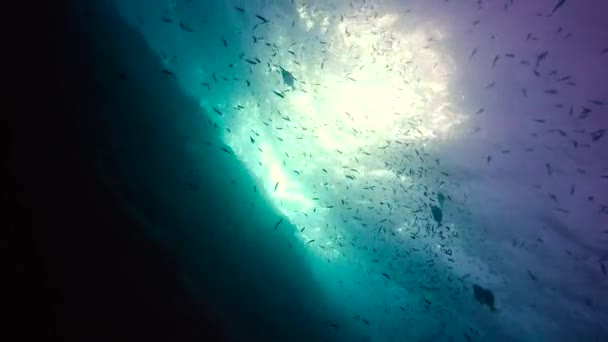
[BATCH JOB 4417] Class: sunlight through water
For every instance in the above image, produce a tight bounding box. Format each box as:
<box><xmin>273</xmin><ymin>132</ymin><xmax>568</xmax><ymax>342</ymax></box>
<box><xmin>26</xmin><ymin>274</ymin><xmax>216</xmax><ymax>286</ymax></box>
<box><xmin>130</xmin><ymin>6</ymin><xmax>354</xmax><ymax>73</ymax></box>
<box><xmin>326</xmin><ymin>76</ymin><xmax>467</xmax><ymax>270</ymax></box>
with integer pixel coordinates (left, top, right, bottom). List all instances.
<box><xmin>218</xmin><ymin>2</ymin><xmax>464</xmax><ymax>259</ymax></box>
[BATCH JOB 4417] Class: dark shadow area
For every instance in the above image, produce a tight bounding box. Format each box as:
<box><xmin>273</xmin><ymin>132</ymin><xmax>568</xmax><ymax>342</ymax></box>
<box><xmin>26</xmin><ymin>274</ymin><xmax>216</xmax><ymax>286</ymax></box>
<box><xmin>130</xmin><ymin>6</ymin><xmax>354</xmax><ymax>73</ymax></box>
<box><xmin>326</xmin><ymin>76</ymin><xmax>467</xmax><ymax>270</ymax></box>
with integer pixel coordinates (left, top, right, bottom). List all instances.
<box><xmin>17</xmin><ymin>1</ymin><xmax>232</xmax><ymax>341</ymax></box>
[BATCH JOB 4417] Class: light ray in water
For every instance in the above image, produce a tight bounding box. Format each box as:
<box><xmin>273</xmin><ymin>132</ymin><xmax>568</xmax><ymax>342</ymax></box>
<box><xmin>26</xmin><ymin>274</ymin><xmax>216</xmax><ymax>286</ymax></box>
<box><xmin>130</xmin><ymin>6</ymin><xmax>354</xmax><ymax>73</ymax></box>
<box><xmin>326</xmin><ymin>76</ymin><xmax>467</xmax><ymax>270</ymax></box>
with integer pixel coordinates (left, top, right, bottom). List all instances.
<box><xmin>223</xmin><ymin>5</ymin><xmax>462</xmax><ymax>255</ymax></box>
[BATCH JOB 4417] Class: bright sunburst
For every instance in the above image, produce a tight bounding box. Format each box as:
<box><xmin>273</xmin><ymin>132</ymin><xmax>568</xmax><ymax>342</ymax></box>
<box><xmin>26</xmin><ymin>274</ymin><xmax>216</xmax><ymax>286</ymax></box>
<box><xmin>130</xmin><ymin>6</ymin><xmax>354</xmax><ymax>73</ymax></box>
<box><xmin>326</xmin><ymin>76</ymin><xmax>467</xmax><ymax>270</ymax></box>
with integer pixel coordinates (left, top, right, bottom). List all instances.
<box><xmin>220</xmin><ymin>3</ymin><xmax>463</xmax><ymax>259</ymax></box>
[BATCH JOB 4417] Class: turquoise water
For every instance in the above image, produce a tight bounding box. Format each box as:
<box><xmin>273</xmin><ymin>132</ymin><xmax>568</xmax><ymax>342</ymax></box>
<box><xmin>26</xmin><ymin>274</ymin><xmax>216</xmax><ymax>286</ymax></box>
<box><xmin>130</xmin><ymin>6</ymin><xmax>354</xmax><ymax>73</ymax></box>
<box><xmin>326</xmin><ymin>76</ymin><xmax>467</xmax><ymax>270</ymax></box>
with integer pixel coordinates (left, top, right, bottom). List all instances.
<box><xmin>55</xmin><ymin>0</ymin><xmax>608</xmax><ymax>341</ymax></box>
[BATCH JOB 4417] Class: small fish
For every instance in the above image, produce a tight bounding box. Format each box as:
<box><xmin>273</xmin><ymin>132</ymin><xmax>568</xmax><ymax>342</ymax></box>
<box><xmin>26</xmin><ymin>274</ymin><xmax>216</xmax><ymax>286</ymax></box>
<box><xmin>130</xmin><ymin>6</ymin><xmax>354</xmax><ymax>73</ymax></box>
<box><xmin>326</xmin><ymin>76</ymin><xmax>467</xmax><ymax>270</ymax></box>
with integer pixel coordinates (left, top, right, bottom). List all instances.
<box><xmin>306</xmin><ymin>239</ymin><xmax>315</xmax><ymax>245</ymax></box>
<box><xmin>272</xmin><ymin>90</ymin><xmax>285</xmax><ymax>98</ymax></box>
<box><xmin>274</xmin><ymin>181</ymin><xmax>279</xmax><ymax>192</ymax></box>
<box><xmin>475</xmin><ymin>108</ymin><xmax>485</xmax><ymax>115</ymax></box>
<box><xmin>550</xmin><ymin>0</ymin><xmax>567</xmax><ymax>16</ymax></box>
<box><xmin>234</xmin><ymin>6</ymin><xmax>245</xmax><ymax>12</ymax></box>
<box><xmin>535</xmin><ymin>50</ymin><xmax>549</xmax><ymax>69</ymax></box>
<box><xmin>219</xmin><ymin>146</ymin><xmax>232</xmax><ymax>155</ymax></box>
<box><xmin>179</xmin><ymin>21</ymin><xmax>194</xmax><ymax>32</ymax></box>
<box><xmin>381</xmin><ymin>272</ymin><xmax>391</xmax><ymax>280</ymax></box>
<box><xmin>255</xmin><ymin>14</ymin><xmax>269</xmax><ymax>23</ymax></box>
<box><xmin>221</xmin><ymin>38</ymin><xmax>227</xmax><ymax>47</ymax></box>
<box><xmin>212</xmin><ymin>107</ymin><xmax>223</xmax><ymax>116</ymax></box>
<box><xmin>487</xmin><ymin>155</ymin><xmax>492</xmax><ymax>165</ymax></box>
<box><xmin>280</xmin><ymin>67</ymin><xmax>296</xmax><ymax>88</ymax></box>
<box><xmin>245</xmin><ymin>59</ymin><xmax>258</xmax><ymax>65</ymax></box>
<box><xmin>527</xmin><ymin>270</ymin><xmax>537</xmax><ymax>280</ymax></box>
<box><xmin>161</xmin><ymin>69</ymin><xmax>177</xmax><ymax>80</ymax></box>
<box><xmin>473</xmin><ymin>284</ymin><xmax>497</xmax><ymax>311</ymax></box>
<box><xmin>469</xmin><ymin>48</ymin><xmax>478</xmax><ymax>61</ymax></box>
<box><xmin>431</xmin><ymin>205</ymin><xmax>443</xmax><ymax>225</ymax></box>
<box><xmin>591</xmin><ymin>129</ymin><xmax>606</xmax><ymax>142</ymax></box>
<box><xmin>505</xmin><ymin>53</ymin><xmax>515</xmax><ymax>58</ymax></box>
<box><xmin>273</xmin><ymin>218</ymin><xmax>283</xmax><ymax>231</ymax></box>
<box><xmin>492</xmin><ymin>55</ymin><xmax>500</xmax><ymax>68</ymax></box>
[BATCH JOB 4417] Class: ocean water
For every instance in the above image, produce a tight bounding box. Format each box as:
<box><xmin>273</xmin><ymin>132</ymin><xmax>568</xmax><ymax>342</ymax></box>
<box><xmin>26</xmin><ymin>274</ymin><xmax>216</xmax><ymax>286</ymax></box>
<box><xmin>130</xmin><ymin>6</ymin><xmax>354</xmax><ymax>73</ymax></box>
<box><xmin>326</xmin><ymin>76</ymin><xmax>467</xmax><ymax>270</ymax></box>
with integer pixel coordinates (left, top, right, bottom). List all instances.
<box><xmin>27</xmin><ymin>0</ymin><xmax>608</xmax><ymax>341</ymax></box>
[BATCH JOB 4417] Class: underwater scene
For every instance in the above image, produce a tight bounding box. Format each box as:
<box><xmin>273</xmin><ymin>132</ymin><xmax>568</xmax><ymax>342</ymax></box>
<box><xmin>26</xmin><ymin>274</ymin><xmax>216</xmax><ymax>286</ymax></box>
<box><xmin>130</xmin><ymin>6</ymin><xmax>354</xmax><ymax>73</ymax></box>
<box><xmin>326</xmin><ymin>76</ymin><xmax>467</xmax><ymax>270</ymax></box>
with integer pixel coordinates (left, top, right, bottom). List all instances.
<box><xmin>24</xmin><ymin>0</ymin><xmax>607</xmax><ymax>341</ymax></box>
